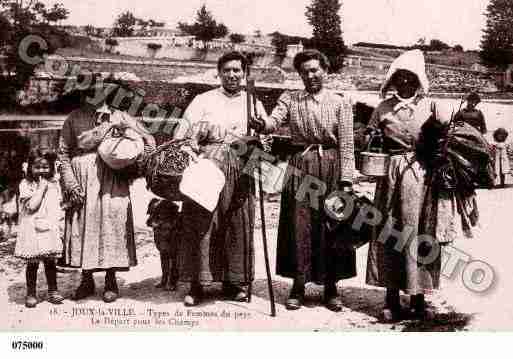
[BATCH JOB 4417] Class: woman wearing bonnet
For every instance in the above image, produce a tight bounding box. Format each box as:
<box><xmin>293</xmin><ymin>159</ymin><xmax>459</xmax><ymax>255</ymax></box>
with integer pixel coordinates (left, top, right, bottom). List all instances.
<box><xmin>364</xmin><ymin>50</ymin><xmax>481</xmax><ymax>322</ymax></box>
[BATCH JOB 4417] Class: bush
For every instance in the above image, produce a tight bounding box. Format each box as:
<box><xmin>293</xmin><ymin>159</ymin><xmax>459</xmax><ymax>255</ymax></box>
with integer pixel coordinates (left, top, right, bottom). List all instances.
<box><xmin>147</xmin><ymin>43</ymin><xmax>163</xmax><ymax>51</ymax></box>
<box><xmin>105</xmin><ymin>38</ymin><xmax>119</xmax><ymax>47</ymax></box>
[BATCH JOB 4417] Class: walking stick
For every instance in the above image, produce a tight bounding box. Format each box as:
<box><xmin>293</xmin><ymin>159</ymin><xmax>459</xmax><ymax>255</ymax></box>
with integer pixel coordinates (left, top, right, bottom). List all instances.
<box><xmin>246</xmin><ymin>76</ymin><xmax>277</xmax><ymax>317</ymax></box>
<box><xmin>245</xmin><ymin>75</ymin><xmax>253</xmax><ymax>304</ymax></box>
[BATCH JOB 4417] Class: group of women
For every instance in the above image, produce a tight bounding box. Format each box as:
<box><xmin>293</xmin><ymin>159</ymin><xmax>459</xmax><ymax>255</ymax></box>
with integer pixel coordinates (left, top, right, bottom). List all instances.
<box><xmin>56</xmin><ymin>48</ymin><xmax>484</xmax><ymax>322</ymax></box>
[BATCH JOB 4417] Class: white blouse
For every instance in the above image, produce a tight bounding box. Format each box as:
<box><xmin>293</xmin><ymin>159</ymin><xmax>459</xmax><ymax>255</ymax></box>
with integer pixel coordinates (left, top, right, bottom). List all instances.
<box><xmin>179</xmin><ymin>87</ymin><xmax>267</xmax><ymax>142</ymax></box>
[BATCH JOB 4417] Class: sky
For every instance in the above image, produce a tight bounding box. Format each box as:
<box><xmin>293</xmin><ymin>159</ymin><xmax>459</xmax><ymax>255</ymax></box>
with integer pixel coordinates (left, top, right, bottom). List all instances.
<box><xmin>45</xmin><ymin>0</ymin><xmax>488</xmax><ymax>50</ymax></box>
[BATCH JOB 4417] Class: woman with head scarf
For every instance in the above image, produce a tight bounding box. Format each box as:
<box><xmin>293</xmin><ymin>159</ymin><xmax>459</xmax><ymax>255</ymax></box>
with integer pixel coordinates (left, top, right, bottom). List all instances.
<box><xmin>365</xmin><ymin>50</ymin><xmax>461</xmax><ymax>322</ymax></box>
<box><xmin>58</xmin><ymin>81</ymin><xmax>155</xmax><ymax>303</ymax></box>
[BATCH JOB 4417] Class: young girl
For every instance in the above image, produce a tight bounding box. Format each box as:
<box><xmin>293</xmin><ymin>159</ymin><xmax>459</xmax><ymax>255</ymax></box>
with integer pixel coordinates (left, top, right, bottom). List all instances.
<box><xmin>491</xmin><ymin>128</ymin><xmax>511</xmax><ymax>187</ymax></box>
<box><xmin>14</xmin><ymin>150</ymin><xmax>64</xmax><ymax>308</ymax></box>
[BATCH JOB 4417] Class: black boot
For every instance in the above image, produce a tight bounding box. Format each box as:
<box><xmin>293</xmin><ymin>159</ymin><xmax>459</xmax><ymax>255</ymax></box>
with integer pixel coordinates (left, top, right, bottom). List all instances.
<box><xmin>411</xmin><ymin>294</ymin><xmax>435</xmax><ymax>320</ymax></box>
<box><xmin>73</xmin><ymin>271</ymin><xmax>95</xmax><ymax>301</ymax></box>
<box><xmin>103</xmin><ymin>269</ymin><xmax>119</xmax><ymax>303</ymax></box>
<box><xmin>184</xmin><ymin>282</ymin><xmax>203</xmax><ymax>307</ymax></box>
<box><xmin>44</xmin><ymin>260</ymin><xmax>64</xmax><ymax>304</ymax></box>
<box><xmin>25</xmin><ymin>262</ymin><xmax>39</xmax><ymax>308</ymax></box>
<box><xmin>324</xmin><ymin>282</ymin><xmax>343</xmax><ymax>312</ymax></box>
<box><xmin>382</xmin><ymin>288</ymin><xmax>404</xmax><ymax>323</ymax></box>
<box><xmin>222</xmin><ymin>282</ymin><xmax>248</xmax><ymax>302</ymax></box>
<box><xmin>286</xmin><ymin>277</ymin><xmax>305</xmax><ymax>310</ymax></box>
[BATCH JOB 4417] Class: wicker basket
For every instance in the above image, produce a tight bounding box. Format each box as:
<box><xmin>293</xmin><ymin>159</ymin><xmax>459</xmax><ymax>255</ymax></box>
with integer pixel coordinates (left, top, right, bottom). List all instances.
<box><xmin>145</xmin><ymin>140</ymin><xmax>192</xmax><ymax>201</ymax></box>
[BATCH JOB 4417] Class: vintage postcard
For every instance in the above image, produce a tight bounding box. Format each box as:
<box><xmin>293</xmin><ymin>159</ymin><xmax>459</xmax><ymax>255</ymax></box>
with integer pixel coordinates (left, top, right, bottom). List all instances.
<box><xmin>0</xmin><ymin>0</ymin><xmax>511</xmax><ymax>339</ymax></box>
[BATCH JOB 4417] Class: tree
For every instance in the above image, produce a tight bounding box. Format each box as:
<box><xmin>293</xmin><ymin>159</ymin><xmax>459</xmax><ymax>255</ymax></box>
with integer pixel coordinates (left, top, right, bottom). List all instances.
<box><xmin>105</xmin><ymin>38</ymin><xmax>118</xmax><ymax>53</ymax></box>
<box><xmin>480</xmin><ymin>0</ymin><xmax>513</xmax><ymax>70</ymax></box>
<box><xmin>0</xmin><ymin>13</ymin><xmax>12</xmax><ymax>48</ymax></box>
<box><xmin>112</xmin><ymin>11</ymin><xmax>137</xmax><ymax>37</ymax></box>
<box><xmin>453</xmin><ymin>44</ymin><xmax>464</xmax><ymax>52</ymax></box>
<box><xmin>36</xmin><ymin>3</ymin><xmax>68</xmax><ymax>24</ymax></box>
<box><xmin>0</xmin><ymin>0</ymin><xmax>70</xmax><ymax>103</ymax></box>
<box><xmin>429</xmin><ymin>39</ymin><xmax>450</xmax><ymax>51</ymax></box>
<box><xmin>229</xmin><ymin>33</ymin><xmax>245</xmax><ymax>44</ymax></box>
<box><xmin>178</xmin><ymin>5</ymin><xmax>228</xmax><ymax>45</ymax></box>
<box><xmin>305</xmin><ymin>0</ymin><xmax>346</xmax><ymax>73</ymax></box>
<box><xmin>270</xmin><ymin>32</ymin><xmax>288</xmax><ymax>56</ymax></box>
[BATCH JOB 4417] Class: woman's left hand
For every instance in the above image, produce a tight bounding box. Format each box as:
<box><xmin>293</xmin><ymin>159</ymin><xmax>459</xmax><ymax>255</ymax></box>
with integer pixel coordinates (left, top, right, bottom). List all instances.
<box><xmin>111</xmin><ymin>115</ymin><xmax>134</xmax><ymax>130</ymax></box>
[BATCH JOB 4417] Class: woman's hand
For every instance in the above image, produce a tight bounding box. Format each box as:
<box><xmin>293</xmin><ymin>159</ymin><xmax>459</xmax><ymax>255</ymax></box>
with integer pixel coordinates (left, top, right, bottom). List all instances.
<box><xmin>181</xmin><ymin>142</ymin><xmax>200</xmax><ymax>163</ymax></box>
<box><xmin>110</xmin><ymin>114</ymin><xmax>133</xmax><ymax>130</ymax></box>
<box><xmin>249</xmin><ymin>114</ymin><xmax>267</xmax><ymax>133</ymax></box>
<box><xmin>69</xmin><ymin>186</ymin><xmax>85</xmax><ymax>208</ymax></box>
<box><xmin>37</xmin><ymin>177</ymin><xmax>49</xmax><ymax>189</ymax></box>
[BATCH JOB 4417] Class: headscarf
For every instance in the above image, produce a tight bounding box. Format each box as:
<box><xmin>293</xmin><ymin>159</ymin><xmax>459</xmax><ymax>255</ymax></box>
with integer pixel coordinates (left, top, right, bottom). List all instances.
<box><xmin>380</xmin><ymin>49</ymin><xmax>429</xmax><ymax>99</ymax></box>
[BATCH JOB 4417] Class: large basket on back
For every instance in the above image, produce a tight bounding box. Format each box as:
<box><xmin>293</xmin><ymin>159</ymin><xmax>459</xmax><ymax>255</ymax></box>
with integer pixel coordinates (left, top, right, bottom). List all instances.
<box><xmin>145</xmin><ymin>139</ymin><xmax>192</xmax><ymax>201</ymax></box>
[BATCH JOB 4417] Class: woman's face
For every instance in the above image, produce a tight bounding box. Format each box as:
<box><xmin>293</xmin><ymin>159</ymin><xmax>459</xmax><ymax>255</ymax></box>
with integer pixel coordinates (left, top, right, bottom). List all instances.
<box><xmin>299</xmin><ymin>59</ymin><xmax>325</xmax><ymax>94</ymax></box>
<box><xmin>32</xmin><ymin>158</ymin><xmax>51</xmax><ymax>179</ymax></box>
<box><xmin>467</xmin><ymin>100</ymin><xmax>479</xmax><ymax>110</ymax></box>
<box><xmin>393</xmin><ymin>70</ymin><xmax>419</xmax><ymax>99</ymax></box>
<box><xmin>219</xmin><ymin>60</ymin><xmax>245</xmax><ymax>94</ymax></box>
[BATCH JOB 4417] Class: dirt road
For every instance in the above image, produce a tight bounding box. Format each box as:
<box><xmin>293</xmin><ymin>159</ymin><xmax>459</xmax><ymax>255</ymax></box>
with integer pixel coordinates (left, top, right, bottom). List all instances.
<box><xmin>3</xmin><ymin>179</ymin><xmax>508</xmax><ymax>332</ymax></box>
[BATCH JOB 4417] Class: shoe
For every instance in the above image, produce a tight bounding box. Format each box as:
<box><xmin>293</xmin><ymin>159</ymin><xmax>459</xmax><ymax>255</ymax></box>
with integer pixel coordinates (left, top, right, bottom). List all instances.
<box><xmin>25</xmin><ymin>296</ymin><xmax>38</xmax><ymax>308</ymax></box>
<box><xmin>184</xmin><ymin>286</ymin><xmax>203</xmax><ymax>307</ymax></box>
<box><xmin>411</xmin><ymin>307</ymin><xmax>436</xmax><ymax>321</ymax></box>
<box><xmin>103</xmin><ymin>274</ymin><xmax>119</xmax><ymax>303</ymax></box>
<box><xmin>285</xmin><ymin>297</ymin><xmax>303</xmax><ymax>310</ymax></box>
<box><xmin>72</xmin><ymin>278</ymin><xmax>95</xmax><ymax>301</ymax></box>
<box><xmin>102</xmin><ymin>290</ymin><xmax>118</xmax><ymax>303</ymax></box>
<box><xmin>156</xmin><ymin>273</ymin><xmax>168</xmax><ymax>289</ymax></box>
<box><xmin>164</xmin><ymin>278</ymin><xmax>178</xmax><ymax>292</ymax></box>
<box><xmin>285</xmin><ymin>290</ymin><xmax>304</xmax><ymax>310</ymax></box>
<box><xmin>323</xmin><ymin>283</ymin><xmax>342</xmax><ymax>312</ymax></box>
<box><xmin>166</xmin><ymin>269</ymin><xmax>179</xmax><ymax>292</ymax></box>
<box><xmin>47</xmin><ymin>291</ymin><xmax>64</xmax><ymax>305</ymax></box>
<box><xmin>324</xmin><ymin>296</ymin><xmax>343</xmax><ymax>312</ymax></box>
<box><xmin>410</xmin><ymin>294</ymin><xmax>436</xmax><ymax>321</ymax></box>
<box><xmin>223</xmin><ymin>283</ymin><xmax>248</xmax><ymax>302</ymax></box>
<box><xmin>104</xmin><ymin>274</ymin><xmax>119</xmax><ymax>294</ymax></box>
<box><xmin>381</xmin><ymin>307</ymin><xmax>407</xmax><ymax>323</ymax></box>
<box><xmin>286</xmin><ymin>282</ymin><xmax>305</xmax><ymax>310</ymax></box>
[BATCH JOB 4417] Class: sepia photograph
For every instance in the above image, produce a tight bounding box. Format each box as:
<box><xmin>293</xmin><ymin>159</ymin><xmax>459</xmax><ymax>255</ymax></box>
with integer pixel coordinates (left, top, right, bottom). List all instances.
<box><xmin>0</xmin><ymin>0</ymin><xmax>512</xmax><ymax>348</ymax></box>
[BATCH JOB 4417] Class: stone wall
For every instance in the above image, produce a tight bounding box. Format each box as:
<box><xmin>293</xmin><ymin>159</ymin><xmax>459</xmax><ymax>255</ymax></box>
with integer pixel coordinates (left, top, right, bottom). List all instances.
<box><xmin>45</xmin><ymin>57</ymin><xmax>285</xmax><ymax>84</ymax></box>
<box><xmin>109</xmin><ymin>37</ymin><xmax>279</xmax><ymax>67</ymax></box>
<box><xmin>2</xmin><ymin>79</ymin><xmax>293</xmax><ymax>150</ymax></box>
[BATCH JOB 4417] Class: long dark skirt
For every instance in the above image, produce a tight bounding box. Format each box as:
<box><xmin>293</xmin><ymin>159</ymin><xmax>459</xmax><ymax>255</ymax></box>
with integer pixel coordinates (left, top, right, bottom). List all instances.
<box><xmin>178</xmin><ymin>143</ymin><xmax>255</xmax><ymax>285</ymax></box>
<box><xmin>276</xmin><ymin>148</ymin><xmax>356</xmax><ymax>284</ymax></box>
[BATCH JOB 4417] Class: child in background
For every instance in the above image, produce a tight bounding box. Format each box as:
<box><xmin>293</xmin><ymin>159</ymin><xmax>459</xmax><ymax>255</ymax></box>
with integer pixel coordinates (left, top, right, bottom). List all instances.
<box><xmin>0</xmin><ymin>187</ymin><xmax>18</xmax><ymax>241</ymax></box>
<box><xmin>146</xmin><ymin>199</ymin><xmax>181</xmax><ymax>291</ymax></box>
<box><xmin>491</xmin><ymin>128</ymin><xmax>511</xmax><ymax>187</ymax></box>
<box><xmin>14</xmin><ymin>150</ymin><xmax>64</xmax><ymax>308</ymax></box>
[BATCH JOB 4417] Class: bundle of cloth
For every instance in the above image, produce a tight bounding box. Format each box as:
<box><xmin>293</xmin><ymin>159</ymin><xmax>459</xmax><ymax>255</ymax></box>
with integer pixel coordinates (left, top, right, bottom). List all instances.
<box><xmin>416</xmin><ymin>115</ymin><xmax>494</xmax><ymax>238</ymax></box>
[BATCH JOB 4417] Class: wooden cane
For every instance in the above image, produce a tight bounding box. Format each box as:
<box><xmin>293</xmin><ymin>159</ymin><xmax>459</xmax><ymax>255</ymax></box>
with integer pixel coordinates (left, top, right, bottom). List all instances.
<box><xmin>257</xmin><ymin>160</ymin><xmax>276</xmax><ymax>317</ymax></box>
<box><xmin>245</xmin><ymin>75</ymin><xmax>253</xmax><ymax>303</ymax></box>
<box><xmin>246</xmin><ymin>77</ymin><xmax>276</xmax><ymax>317</ymax></box>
